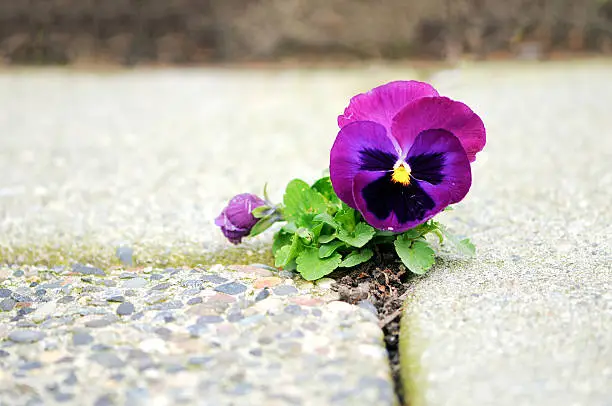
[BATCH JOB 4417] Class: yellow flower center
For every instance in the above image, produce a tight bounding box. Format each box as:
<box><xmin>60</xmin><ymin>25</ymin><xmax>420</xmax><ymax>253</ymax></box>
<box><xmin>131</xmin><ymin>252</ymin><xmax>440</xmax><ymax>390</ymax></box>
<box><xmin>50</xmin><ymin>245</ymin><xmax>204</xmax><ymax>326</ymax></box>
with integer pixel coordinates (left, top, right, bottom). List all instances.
<box><xmin>391</xmin><ymin>161</ymin><xmax>411</xmax><ymax>185</ymax></box>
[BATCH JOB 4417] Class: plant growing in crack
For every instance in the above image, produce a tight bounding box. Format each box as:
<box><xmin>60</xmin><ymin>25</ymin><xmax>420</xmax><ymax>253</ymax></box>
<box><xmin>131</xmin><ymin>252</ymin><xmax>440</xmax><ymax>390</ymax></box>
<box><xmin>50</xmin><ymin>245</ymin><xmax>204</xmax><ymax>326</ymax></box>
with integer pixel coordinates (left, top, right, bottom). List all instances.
<box><xmin>216</xmin><ymin>80</ymin><xmax>486</xmax><ymax>280</ymax></box>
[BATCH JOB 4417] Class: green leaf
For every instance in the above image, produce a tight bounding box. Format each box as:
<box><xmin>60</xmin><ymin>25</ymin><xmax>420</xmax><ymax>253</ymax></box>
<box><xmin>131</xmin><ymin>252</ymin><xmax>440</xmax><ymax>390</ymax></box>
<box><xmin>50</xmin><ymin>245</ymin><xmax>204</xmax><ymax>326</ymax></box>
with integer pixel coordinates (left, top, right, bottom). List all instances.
<box><xmin>249</xmin><ymin>213</ymin><xmax>281</xmax><ymax>237</ymax></box>
<box><xmin>318</xmin><ymin>234</ymin><xmax>337</xmax><ymax>244</ymax></box>
<box><xmin>274</xmin><ymin>234</ymin><xmax>303</xmax><ymax>268</ymax></box>
<box><xmin>283</xmin><ymin>179</ymin><xmax>328</xmax><ymax>224</ymax></box>
<box><xmin>274</xmin><ymin>245</ymin><xmax>292</xmax><ymax>268</ymax></box>
<box><xmin>439</xmin><ymin>225</ymin><xmax>476</xmax><ymax>257</ymax></box>
<box><xmin>284</xmin><ymin>259</ymin><xmax>297</xmax><ymax>272</ymax></box>
<box><xmin>334</xmin><ymin>207</ymin><xmax>356</xmax><ymax>231</ymax></box>
<box><xmin>397</xmin><ymin>221</ymin><xmax>441</xmax><ymax>240</ymax></box>
<box><xmin>313</xmin><ymin>212</ymin><xmax>338</xmax><ymax>228</ymax></box>
<box><xmin>311</xmin><ymin>222</ymin><xmax>324</xmax><ymax>240</ymax></box>
<box><xmin>375</xmin><ymin>230</ymin><xmax>396</xmax><ymax>237</ymax></box>
<box><xmin>340</xmin><ymin>248</ymin><xmax>373</xmax><ymax>268</ymax></box>
<box><xmin>456</xmin><ymin>238</ymin><xmax>476</xmax><ymax>256</ymax></box>
<box><xmin>296</xmin><ymin>248</ymin><xmax>341</xmax><ymax>281</ymax></box>
<box><xmin>281</xmin><ymin>222</ymin><xmax>297</xmax><ymax>233</ymax></box>
<box><xmin>394</xmin><ymin>237</ymin><xmax>435</xmax><ymax>275</ymax></box>
<box><xmin>311</xmin><ymin>176</ymin><xmax>340</xmax><ymax>204</ymax></box>
<box><xmin>338</xmin><ymin>222</ymin><xmax>375</xmax><ymax>248</ymax></box>
<box><xmin>319</xmin><ymin>240</ymin><xmax>345</xmax><ymax>258</ymax></box>
<box><xmin>272</xmin><ymin>231</ymin><xmax>292</xmax><ymax>256</ymax></box>
<box><xmin>251</xmin><ymin>206</ymin><xmax>272</xmax><ymax>219</ymax></box>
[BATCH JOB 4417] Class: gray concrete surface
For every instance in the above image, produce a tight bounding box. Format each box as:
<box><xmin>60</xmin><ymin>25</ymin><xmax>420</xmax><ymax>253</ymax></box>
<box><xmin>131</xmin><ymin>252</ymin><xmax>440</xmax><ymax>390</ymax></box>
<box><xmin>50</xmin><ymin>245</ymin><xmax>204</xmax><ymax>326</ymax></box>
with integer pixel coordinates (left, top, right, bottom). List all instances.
<box><xmin>1</xmin><ymin>61</ymin><xmax>611</xmax><ymax>406</ymax></box>
<box><xmin>0</xmin><ymin>66</ymin><xmax>410</xmax><ymax>406</ymax></box>
<box><xmin>400</xmin><ymin>61</ymin><xmax>612</xmax><ymax>406</ymax></box>
<box><xmin>0</xmin><ymin>66</ymin><xmax>424</xmax><ymax>265</ymax></box>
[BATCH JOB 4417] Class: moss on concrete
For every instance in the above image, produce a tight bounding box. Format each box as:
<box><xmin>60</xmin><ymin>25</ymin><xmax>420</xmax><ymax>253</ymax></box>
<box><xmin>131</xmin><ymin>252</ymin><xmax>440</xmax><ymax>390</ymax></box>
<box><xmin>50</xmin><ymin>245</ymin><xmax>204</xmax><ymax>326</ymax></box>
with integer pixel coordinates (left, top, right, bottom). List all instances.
<box><xmin>399</xmin><ymin>295</ymin><xmax>429</xmax><ymax>406</ymax></box>
<box><xmin>0</xmin><ymin>242</ymin><xmax>273</xmax><ymax>269</ymax></box>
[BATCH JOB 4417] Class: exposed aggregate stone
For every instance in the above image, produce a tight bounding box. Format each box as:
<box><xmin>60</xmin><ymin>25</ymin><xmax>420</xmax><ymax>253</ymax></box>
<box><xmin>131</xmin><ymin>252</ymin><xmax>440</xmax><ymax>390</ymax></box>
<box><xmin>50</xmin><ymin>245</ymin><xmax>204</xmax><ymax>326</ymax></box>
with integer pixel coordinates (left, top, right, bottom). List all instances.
<box><xmin>0</xmin><ymin>264</ymin><xmax>395</xmax><ymax>405</ymax></box>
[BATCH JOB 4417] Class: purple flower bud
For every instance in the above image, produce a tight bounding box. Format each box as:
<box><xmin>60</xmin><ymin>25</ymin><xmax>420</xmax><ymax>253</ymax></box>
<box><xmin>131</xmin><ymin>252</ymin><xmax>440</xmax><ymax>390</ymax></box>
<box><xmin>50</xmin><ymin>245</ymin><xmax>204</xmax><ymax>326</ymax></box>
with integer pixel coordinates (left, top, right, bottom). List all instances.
<box><xmin>215</xmin><ymin>193</ymin><xmax>266</xmax><ymax>244</ymax></box>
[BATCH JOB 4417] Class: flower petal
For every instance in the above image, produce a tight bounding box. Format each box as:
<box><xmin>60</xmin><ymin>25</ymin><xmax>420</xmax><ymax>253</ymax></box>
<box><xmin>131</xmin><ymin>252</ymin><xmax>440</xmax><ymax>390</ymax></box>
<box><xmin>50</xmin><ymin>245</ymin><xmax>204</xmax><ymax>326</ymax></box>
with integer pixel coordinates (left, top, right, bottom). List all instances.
<box><xmin>330</xmin><ymin>121</ymin><xmax>398</xmax><ymax>208</ymax></box>
<box><xmin>352</xmin><ymin>129</ymin><xmax>471</xmax><ymax>231</ymax></box>
<box><xmin>223</xmin><ymin>193</ymin><xmax>265</xmax><ymax>229</ymax></box>
<box><xmin>407</xmin><ymin>129</ymin><xmax>472</xmax><ymax>204</ymax></box>
<box><xmin>392</xmin><ymin>97</ymin><xmax>486</xmax><ymax>162</ymax></box>
<box><xmin>338</xmin><ymin>81</ymin><xmax>439</xmax><ymax>130</ymax></box>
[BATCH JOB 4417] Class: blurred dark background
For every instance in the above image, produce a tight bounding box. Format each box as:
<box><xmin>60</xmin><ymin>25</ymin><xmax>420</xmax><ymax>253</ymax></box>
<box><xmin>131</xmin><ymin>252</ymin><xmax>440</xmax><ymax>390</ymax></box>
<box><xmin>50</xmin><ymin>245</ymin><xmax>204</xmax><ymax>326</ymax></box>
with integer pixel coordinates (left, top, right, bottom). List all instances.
<box><xmin>1</xmin><ymin>0</ymin><xmax>611</xmax><ymax>65</ymax></box>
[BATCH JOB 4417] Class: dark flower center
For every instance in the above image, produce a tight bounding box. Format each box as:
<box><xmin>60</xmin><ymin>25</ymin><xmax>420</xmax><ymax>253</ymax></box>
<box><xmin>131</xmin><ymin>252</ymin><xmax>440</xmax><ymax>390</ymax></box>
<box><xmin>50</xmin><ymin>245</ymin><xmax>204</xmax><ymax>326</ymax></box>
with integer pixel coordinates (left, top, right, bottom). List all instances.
<box><xmin>358</xmin><ymin>147</ymin><xmax>447</xmax><ymax>223</ymax></box>
<box><xmin>359</xmin><ymin>148</ymin><xmax>396</xmax><ymax>171</ymax></box>
<box><xmin>408</xmin><ymin>152</ymin><xmax>445</xmax><ymax>185</ymax></box>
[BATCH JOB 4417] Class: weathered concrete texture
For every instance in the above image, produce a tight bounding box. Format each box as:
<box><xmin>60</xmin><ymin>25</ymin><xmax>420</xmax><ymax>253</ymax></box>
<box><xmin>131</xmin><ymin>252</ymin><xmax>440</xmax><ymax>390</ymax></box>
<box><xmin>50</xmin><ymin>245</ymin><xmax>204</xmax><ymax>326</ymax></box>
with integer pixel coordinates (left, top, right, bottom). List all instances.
<box><xmin>400</xmin><ymin>61</ymin><xmax>612</xmax><ymax>406</ymax></box>
<box><xmin>0</xmin><ymin>66</ymin><xmax>421</xmax><ymax>266</ymax></box>
<box><xmin>0</xmin><ymin>264</ymin><xmax>394</xmax><ymax>406</ymax></box>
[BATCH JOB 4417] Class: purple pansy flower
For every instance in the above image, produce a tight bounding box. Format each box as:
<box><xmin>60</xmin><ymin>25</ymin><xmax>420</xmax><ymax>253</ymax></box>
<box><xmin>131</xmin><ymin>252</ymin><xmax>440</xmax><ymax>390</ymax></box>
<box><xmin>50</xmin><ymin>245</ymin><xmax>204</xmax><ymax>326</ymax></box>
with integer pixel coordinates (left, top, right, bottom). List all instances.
<box><xmin>215</xmin><ymin>193</ymin><xmax>266</xmax><ymax>244</ymax></box>
<box><xmin>330</xmin><ymin>80</ymin><xmax>486</xmax><ymax>232</ymax></box>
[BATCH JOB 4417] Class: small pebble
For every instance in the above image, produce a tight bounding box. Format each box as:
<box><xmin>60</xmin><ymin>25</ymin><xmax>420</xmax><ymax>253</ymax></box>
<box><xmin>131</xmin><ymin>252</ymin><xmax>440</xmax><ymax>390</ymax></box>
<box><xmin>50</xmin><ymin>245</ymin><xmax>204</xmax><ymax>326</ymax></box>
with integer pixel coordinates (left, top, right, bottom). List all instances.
<box><xmin>122</xmin><ymin>278</ymin><xmax>147</xmax><ymax>289</ymax></box>
<box><xmin>197</xmin><ymin>315</ymin><xmax>224</xmax><ymax>324</ymax></box>
<box><xmin>90</xmin><ymin>352</ymin><xmax>125</xmax><ymax>368</ymax></box>
<box><xmin>100</xmin><ymin>279</ymin><xmax>117</xmax><ymax>287</ymax></box>
<box><xmin>188</xmin><ymin>356</ymin><xmax>212</xmax><ymax>366</ymax></box>
<box><xmin>0</xmin><ymin>288</ymin><xmax>12</xmax><ymax>298</ymax></box>
<box><xmin>273</xmin><ymin>285</ymin><xmax>299</xmax><ymax>296</ymax></box>
<box><xmin>107</xmin><ymin>295</ymin><xmax>125</xmax><ymax>303</ymax></box>
<box><xmin>186</xmin><ymin>297</ymin><xmax>203</xmax><ymax>305</ymax></box>
<box><xmin>131</xmin><ymin>312</ymin><xmax>145</xmax><ymax>321</ymax></box>
<box><xmin>57</xmin><ymin>295</ymin><xmax>75</xmax><ymax>304</ymax></box>
<box><xmin>119</xmin><ymin>272</ymin><xmax>136</xmax><ymax>279</ymax></box>
<box><xmin>20</xmin><ymin>361</ymin><xmax>43</xmax><ymax>370</ymax></box>
<box><xmin>8</xmin><ymin>330</ymin><xmax>45</xmax><ymax>343</ymax></box>
<box><xmin>278</xmin><ymin>270</ymin><xmax>296</xmax><ymax>279</ymax></box>
<box><xmin>151</xmin><ymin>282</ymin><xmax>171</xmax><ymax>290</ymax></box>
<box><xmin>63</xmin><ymin>371</ymin><xmax>78</xmax><ymax>385</ymax></box>
<box><xmin>255</xmin><ymin>288</ymin><xmax>270</xmax><ymax>301</ymax></box>
<box><xmin>154</xmin><ymin>311</ymin><xmax>175</xmax><ymax>323</ymax></box>
<box><xmin>94</xmin><ymin>395</ymin><xmax>115</xmax><ymax>406</ymax></box>
<box><xmin>155</xmin><ymin>327</ymin><xmax>173</xmax><ymax>338</ymax></box>
<box><xmin>214</xmin><ymin>282</ymin><xmax>247</xmax><ymax>295</ymax></box>
<box><xmin>54</xmin><ymin>393</ymin><xmax>74</xmax><ymax>402</ymax></box>
<box><xmin>11</xmin><ymin>292</ymin><xmax>33</xmax><ymax>302</ymax></box>
<box><xmin>92</xmin><ymin>344</ymin><xmax>112</xmax><ymax>352</ymax></box>
<box><xmin>117</xmin><ymin>302</ymin><xmax>135</xmax><ymax>316</ymax></box>
<box><xmin>12</xmin><ymin>270</ymin><xmax>25</xmax><ymax>277</ymax></box>
<box><xmin>0</xmin><ymin>298</ymin><xmax>16</xmax><ymax>311</ymax></box>
<box><xmin>73</xmin><ymin>332</ymin><xmax>94</xmax><ymax>346</ymax></box>
<box><xmin>201</xmin><ymin>275</ymin><xmax>228</xmax><ymax>284</ymax></box>
<box><xmin>253</xmin><ymin>277</ymin><xmax>282</xmax><ymax>289</ymax></box>
<box><xmin>284</xmin><ymin>304</ymin><xmax>304</xmax><ymax>315</ymax></box>
<box><xmin>85</xmin><ymin>318</ymin><xmax>115</xmax><ymax>328</ymax></box>
<box><xmin>73</xmin><ymin>265</ymin><xmax>105</xmax><ymax>276</ymax></box>
<box><xmin>182</xmin><ymin>280</ymin><xmax>204</xmax><ymax>289</ymax></box>
<box><xmin>227</xmin><ymin>311</ymin><xmax>244</xmax><ymax>322</ymax></box>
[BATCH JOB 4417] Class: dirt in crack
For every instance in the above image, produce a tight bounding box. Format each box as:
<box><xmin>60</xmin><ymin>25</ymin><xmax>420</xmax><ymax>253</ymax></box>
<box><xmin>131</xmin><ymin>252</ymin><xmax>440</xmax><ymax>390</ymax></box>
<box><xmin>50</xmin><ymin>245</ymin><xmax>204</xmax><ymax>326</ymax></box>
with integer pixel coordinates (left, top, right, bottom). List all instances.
<box><xmin>331</xmin><ymin>251</ymin><xmax>414</xmax><ymax>405</ymax></box>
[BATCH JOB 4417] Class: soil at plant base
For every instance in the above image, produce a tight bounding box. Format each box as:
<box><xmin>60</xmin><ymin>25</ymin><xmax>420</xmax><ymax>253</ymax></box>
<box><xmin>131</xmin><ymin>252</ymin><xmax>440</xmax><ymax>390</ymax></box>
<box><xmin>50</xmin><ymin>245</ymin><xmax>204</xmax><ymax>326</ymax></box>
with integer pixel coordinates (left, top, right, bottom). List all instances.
<box><xmin>330</xmin><ymin>250</ymin><xmax>415</xmax><ymax>406</ymax></box>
